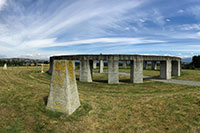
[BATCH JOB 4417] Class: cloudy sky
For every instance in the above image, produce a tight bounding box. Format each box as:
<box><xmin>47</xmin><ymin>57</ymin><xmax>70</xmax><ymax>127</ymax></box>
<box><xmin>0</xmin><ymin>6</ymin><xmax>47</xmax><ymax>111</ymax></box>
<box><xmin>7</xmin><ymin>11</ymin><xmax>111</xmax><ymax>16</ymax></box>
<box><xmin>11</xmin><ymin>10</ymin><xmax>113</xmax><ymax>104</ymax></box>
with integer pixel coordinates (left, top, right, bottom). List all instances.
<box><xmin>0</xmin><ymin>0</ymin><xmax>200</xmax><ymax>59</ymax></box>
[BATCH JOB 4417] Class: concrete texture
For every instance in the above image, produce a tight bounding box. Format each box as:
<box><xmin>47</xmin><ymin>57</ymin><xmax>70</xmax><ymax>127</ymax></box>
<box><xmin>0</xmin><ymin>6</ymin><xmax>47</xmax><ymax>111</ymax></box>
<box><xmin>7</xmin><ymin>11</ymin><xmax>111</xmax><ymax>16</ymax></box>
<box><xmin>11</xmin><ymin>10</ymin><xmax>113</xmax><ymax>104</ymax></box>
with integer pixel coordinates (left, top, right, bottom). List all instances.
<box><xmin>99</xmin><ymin>60</ymin><xmax>104</xmax><ymax>73</ymax></box>
<box><xmin>3</xmin><ymin>63</ymin><xmax>7</xmax><ymax>70</ymax></box>
<box><xmin>160</xmin><ymin>60</ymin><xmax>172</xmax><ymax>80</ymax></box>
<box><xmin>151</xmin><ymin>61</ymin><xmax>157</xmax><ymax>70</ymax></box>
<box><xmin>123</xmin><ymin>61</ymin><xmax>127</xmax><ymax>68</ymax></box>
<box><xmin>172</xmin><ymin>60</ymin><xmax>181</xmax><ymax>76</ymax></box>
<box><xmin>46</xmin><ymin>60</ymin><xmax>80</xmax><ymax>115</ymax></box>
<box><xmin>79</xmin><ymin>60</ymin><xmax>93</xmax><ymax>82</ymax></box>
<box><xmin>130</xmin><ymin>58</ymin><xmax>143</xmax><ymax>83</ymax></box>
<box><xmin>108</xmin><ymin>59</ymin><xmax>119</xmax><ymax>84</ymax></box>
<box><xmin>93</xmin><ymin>60</ymin><xmax>97</xmax><ymax>69</ymax></box>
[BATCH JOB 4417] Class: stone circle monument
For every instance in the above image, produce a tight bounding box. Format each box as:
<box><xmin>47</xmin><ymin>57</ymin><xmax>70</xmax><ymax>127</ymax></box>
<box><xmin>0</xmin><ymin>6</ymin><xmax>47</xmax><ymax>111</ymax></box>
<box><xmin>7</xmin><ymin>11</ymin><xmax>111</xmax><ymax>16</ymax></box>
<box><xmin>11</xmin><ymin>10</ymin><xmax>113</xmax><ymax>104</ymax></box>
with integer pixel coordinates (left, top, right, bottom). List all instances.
<box><xmin>46</xmin><ymin>60</ymin><xmax>80</xmax><ymax>115</ymax></box>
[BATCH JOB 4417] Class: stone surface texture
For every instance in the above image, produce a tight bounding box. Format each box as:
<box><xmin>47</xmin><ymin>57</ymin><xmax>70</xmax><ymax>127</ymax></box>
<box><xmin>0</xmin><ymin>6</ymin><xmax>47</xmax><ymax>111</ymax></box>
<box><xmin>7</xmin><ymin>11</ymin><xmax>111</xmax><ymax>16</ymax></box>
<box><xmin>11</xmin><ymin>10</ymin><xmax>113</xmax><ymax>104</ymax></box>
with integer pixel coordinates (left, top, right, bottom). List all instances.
<box><xmin>160</xmin><ymin>60</ymin><xmax>172</xmax><ymax>79</ymax></box>
<box><xmin>108</xmin><ymin>59</ymin><xmax>119</xmax><ymax>84</ymax></box>
<box><xmin>93</xmin><ymin>60</ymin><xmax>97</xmax><ymax>69</ymax></box>
<box><xmin>46</xmin><ymin>60</ymin><xmax>80</xmax><ymax>115</ymax></box>
<box><xmin>99</xmin><ymin>60</ymin><xmax>104</xmax><ymax>73</ymax></box>
<box><xmin>172</xmin><ymin>61</ymin><xmax>181</xmax><ymax>76</ymax></box>
<box><xmin>130</xmin><ymin>58</ymin><xmax>143</xmax><ymax>83</ymax></box>
<box><xmin>79</xmin><ymin>60</ymin><xmax>93</xmax><ymax>82</ymax></box>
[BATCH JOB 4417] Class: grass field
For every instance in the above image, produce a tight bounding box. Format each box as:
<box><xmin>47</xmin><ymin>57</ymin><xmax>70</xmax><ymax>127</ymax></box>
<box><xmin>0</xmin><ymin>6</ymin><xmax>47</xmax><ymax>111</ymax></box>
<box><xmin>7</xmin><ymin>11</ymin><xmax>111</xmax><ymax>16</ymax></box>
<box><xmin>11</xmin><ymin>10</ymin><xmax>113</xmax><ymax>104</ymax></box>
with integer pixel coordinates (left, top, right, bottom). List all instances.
<box><xmin>0</xmin><ymin>66</ymin><xmax>200</xmax><ymax>132</ymax></box>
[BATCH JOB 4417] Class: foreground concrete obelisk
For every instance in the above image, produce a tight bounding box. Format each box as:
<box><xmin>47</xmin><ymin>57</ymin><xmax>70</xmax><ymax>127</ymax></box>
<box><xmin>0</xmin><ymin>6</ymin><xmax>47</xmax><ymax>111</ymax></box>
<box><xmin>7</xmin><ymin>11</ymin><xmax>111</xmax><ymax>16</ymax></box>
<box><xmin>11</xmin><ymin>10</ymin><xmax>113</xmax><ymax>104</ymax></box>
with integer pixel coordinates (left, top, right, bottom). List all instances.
<box><xmin>3</xmin><ymin>63</ymin><xmax>7</xmax><ymax>70</ymax></box>
<box><xmin>46</xmin><ymin>60</ymin><xmax>80</xmax><ymax>115</ymax></box>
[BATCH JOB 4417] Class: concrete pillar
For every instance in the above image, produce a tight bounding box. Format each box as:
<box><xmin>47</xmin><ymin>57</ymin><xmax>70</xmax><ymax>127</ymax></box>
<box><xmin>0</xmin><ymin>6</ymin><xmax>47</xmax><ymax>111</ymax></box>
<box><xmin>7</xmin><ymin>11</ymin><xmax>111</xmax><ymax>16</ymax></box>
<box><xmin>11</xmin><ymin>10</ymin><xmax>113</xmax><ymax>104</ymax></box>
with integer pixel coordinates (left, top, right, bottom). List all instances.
<box><xmin>143</xmin><ymin>61</ymin><xmax>147</xmax><ymax>70</ymax></box>
<box><xmin>79</xmin><ymin>60</ymin><xmax>93</xmax><ymax>82</ymax></box>
<box><xmin>93</xmin><ymin>60</ymin><xmax>97</xmax><ymax>69</ymax></box>
<box><xmin>99</xmin><ymin>60</ymin><xmax>104</xmax><ymax>73</ymax></box>
<box><xmin>46</xmin><ymin>60</ymin><xmax>80</xmax><ymax>115</ymax></box>
<box><xmin>123</xmin><ymin>61</ymin><xmax>127</xmax><ymax>68</ymax></box>
<box><xmin>151</xmin><ymin>61</ymin><xmax>157</xmax><ymax>70</ymax></box>
<box><xmin>48</xmin><ymin>57</ymin><xmax>53</xmax><ymax>74</ymax></box>
<box><xmin>108</xmin><ymin>59</ymin><xmax>119</xmax><ymax>84</ymax></box>
<box><xmin>160</xmin><ymin>59</ymin><xmax>172</xmax><ymax>80</ymax></box>
<box><xmin>130</xmin><ymin>58</ymin><xmax>143</xmax><ymax>83</ymax></box>
<box><xmin>172</xmin><ymin>60</ymin><xmax>181</xmax><ymax>76</ymax></box>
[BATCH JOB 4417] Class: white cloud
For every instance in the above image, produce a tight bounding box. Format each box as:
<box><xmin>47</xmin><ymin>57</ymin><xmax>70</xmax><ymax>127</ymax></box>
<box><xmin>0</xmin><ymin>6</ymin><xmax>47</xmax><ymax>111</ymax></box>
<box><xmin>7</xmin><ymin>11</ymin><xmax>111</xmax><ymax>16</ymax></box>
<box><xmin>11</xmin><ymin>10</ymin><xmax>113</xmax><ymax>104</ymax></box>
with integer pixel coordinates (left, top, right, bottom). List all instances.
<box><xmin>177</xmin><ymin>9</ymin><xmax>184</xmax><ymax>13</ymax></box>
<box><xmin>188</xmin><ymin>6</ymin><xmax>200</xmax><ymax>18</ymax></box>
<box><xmin>0</xmin><ymin>0</ymin><xmax>6</xmax><ymax>10</ymax></box>
<box><xmin>178</xmin><ymin>24</ymin><xmax>200</xmax><ymax>31</ymax></box>
<box><xmin>19</xmin><ymin>37</ymin><xmax>166</xmax><ymax>49</ymax></box>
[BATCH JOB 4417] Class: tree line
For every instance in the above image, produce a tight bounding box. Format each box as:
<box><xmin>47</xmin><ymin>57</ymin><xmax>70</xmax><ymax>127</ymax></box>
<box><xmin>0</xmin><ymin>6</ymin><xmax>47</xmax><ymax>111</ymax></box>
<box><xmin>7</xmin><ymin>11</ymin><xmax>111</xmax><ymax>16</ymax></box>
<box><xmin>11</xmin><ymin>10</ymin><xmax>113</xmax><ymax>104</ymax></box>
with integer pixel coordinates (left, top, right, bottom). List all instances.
<box><xmin>184</xmin><ymin>55</ymin><xmax>200</xmax><ymax>69</ymax></box>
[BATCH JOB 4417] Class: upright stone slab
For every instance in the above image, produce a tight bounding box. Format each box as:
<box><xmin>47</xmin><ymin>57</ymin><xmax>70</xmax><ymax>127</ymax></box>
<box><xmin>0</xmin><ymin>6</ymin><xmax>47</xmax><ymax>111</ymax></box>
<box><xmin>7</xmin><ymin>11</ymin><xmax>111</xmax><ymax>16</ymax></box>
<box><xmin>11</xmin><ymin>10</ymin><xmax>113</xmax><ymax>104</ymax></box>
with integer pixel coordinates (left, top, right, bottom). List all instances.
<box><xmin>93</xmin><ymin>60</ymin><xmax>97</xmax><ymax>69</ymax></box>
<box><xmin>160</xmin><ymin>60</ymin><xmax>172</xmax><ymax>79</ymax></box>
<box><xmin>172</xmin><ymin>60</ymin><xmax>181</xmax><ymax>76</ymax></box>
<box><xmin>99</xmin><ymin>60</ymin><xmax>104</xmax><ymax>73</ymax></box>
<box><xmin>151</xmin><ymin>61</ymin><xmax>157</xmax><ymax>70</ymax></box>
<box><xmin>130</xmin><ymin>58</ymin><xmax>143</xmax><ymax>83</ymax></box>
<box><xmin>123</xmin><ymin>61</ymin><xmax>127</xmax><ymax>68</ymax></box>
<box><xmin>3</xmin><ymin>63</ymin><xmax>7</xmax><ymax>70</ymax></box>
<box><xmin>108</xmin><ymin>59</ymin><xmax>119</xmax><ymax>84</ymax></box>
<box><xmin>79</xmin><ymin>60</ymin><xmax>93</xmax><ymax>82</ymax></box>
<box><xmin>46</xmin><ymin>60</ymin><xmax>80</xmax><ymax>115</ymax></box>
<box><xmin>48</xmin><ymin>57</ymin><xmax>53</xmax><ymax>74</ymax></box>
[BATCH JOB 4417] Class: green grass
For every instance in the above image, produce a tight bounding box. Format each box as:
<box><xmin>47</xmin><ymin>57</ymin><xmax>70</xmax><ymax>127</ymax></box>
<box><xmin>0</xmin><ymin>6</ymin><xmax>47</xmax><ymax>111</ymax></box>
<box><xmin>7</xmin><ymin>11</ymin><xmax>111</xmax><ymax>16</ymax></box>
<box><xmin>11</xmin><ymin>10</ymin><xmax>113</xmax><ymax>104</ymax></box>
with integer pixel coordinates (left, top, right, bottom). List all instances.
<box><xmin>0</xmin><ymin>66</ymin><xmax>200</xmax><ymax>132</ymax></box>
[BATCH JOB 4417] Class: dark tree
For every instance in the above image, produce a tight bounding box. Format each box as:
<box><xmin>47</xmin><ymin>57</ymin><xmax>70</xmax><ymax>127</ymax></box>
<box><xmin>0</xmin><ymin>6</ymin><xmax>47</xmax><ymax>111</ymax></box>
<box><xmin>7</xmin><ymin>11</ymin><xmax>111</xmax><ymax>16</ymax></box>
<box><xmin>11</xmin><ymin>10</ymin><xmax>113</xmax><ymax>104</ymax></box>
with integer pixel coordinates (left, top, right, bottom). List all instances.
<box><xmin>191</xmin><ymin>55</ymin><xmax>200</xmax><ymax>68</ymax></box>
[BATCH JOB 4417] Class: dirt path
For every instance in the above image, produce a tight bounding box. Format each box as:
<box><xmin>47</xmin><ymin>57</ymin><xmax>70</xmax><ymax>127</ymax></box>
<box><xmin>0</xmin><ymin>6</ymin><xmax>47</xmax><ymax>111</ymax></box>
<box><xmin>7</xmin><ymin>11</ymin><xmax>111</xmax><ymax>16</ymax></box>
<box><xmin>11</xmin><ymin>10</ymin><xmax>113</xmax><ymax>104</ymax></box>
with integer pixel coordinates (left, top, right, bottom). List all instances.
<box><xmin>102</xmin><ymin>72</ymin><xmax>200</xmax><ymax>86</ymax></box>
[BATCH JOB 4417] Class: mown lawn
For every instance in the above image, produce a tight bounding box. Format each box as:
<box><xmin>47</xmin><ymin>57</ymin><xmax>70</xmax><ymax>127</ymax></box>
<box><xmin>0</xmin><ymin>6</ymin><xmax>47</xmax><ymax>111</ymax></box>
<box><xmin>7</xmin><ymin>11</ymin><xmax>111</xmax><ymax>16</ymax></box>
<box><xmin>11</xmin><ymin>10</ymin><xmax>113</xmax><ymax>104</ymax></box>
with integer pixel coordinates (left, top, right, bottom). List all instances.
<box><xmin>0</xmin><ymin>66</ymin><xmax>200</xmax><ymax>132</ymax></box>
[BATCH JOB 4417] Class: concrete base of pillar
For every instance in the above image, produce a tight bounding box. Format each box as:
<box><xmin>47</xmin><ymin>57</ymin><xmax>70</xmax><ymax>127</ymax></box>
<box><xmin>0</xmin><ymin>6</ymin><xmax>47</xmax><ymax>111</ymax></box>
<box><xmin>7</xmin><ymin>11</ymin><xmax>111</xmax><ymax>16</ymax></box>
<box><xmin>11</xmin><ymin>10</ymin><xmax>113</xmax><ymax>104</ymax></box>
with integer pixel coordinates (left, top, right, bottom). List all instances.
<box><xmin>80</xmin><ymin>60</ymin><xmax>93</xmax><ymax>82</ymax></box>
<box><xmin>130</xmin><ymin>59</ymin><xmax>143</xmax><ymax>83</ymax></box>
<box><xmin>160</xmin><ymin>60</ymin><xmax>172</xmax><ymax>80</ymax></box>
<box><xmin>108</xmin><ymin>60</ymin><xmax>119</xmax><ymax>84</ymax></box>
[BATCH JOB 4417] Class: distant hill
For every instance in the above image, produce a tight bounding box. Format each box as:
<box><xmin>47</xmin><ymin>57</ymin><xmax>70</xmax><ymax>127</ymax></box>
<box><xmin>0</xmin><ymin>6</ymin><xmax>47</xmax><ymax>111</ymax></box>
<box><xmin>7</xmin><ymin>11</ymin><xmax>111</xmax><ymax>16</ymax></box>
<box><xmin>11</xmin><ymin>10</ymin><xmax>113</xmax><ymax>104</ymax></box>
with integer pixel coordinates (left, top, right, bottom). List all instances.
<box><xmin>182</xmin><ymin>57</ymin><xmax>192</xmax><ymax>63</ymax></box>
<box><xmin>0</xmin><ymin>58</ymin><xmax>48</xmax><ymax>63</ymax></box>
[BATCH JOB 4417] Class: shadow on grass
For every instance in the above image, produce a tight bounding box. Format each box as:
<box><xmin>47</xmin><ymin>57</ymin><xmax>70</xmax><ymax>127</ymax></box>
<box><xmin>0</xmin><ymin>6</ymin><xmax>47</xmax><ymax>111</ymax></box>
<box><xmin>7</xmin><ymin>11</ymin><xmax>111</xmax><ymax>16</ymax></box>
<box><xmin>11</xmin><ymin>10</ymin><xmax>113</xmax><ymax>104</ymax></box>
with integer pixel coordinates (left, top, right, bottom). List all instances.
<box><xmin>40</xmin><ymin>101</ymin><xmax>92</xmax><ymax>121</ymax></box>
<box><xmin>43</xmin><ymin>96</ymin><xmax>48</xmax><ymax>106</ymax></box>
<box><xmin>144</xmin><ymin>76</ymin><xmax>160</xmax><ymax>80</ymax></box>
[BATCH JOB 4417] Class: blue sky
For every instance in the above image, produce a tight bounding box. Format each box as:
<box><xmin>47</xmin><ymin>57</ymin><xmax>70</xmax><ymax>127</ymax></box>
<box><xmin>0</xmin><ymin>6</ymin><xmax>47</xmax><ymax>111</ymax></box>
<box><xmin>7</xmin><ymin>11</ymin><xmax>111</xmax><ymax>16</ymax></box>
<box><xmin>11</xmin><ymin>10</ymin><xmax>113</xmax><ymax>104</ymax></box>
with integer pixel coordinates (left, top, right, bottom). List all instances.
<box><xmin>0</xmin><ymin>0</ymin><xmax>200</xmax><ymax>59</ymax></box>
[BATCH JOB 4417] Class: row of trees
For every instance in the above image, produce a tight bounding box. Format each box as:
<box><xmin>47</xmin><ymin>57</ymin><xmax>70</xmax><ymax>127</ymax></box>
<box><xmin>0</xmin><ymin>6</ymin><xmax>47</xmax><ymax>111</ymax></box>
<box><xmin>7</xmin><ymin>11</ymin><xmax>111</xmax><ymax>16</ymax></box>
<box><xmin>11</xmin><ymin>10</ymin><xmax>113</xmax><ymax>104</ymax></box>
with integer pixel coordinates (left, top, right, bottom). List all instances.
<box><xmin>183</xmin><ymin>55</ymin><xmax>200</xmax><ymax>69</ymax></box>
<box><xmin>0</xmin><ymin>60</ymin><xmax>49</xmax><ymax>67</ymax></box>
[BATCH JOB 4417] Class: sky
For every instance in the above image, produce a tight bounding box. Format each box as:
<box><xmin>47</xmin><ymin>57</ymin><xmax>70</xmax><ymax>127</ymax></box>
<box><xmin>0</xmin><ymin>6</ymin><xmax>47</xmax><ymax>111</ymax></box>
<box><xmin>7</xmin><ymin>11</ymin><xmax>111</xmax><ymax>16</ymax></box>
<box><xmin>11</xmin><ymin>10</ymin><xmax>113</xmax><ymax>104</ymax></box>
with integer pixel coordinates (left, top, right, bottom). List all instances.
<box><xmin>0</xmin><ymin>0</ymin><xmax>200</xmax><ymax>59</ymax></box>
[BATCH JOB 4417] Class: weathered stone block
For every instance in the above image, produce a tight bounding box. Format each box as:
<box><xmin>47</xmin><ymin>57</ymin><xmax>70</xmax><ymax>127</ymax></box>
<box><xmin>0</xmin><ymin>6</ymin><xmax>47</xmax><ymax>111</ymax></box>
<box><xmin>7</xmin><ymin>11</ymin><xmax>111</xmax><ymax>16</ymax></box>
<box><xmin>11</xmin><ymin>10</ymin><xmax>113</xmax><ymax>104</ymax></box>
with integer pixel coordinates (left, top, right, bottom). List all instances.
<box><xmin>46</xmin><ymin>60</ymin><xmax>80</xmax><ymax>115</ymax></box>
<box><xmin>3</xmin><ymin>63</ymin><xmax>7</xmax><ymax>70</ymax></box>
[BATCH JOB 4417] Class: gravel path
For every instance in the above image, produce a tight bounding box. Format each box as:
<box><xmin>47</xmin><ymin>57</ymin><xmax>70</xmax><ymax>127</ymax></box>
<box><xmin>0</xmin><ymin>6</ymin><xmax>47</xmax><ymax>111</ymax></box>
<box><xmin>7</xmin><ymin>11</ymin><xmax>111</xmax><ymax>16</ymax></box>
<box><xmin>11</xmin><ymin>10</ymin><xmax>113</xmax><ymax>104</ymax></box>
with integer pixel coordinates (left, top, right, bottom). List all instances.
<box><xmin>118</xmin><ymin>72</ymin><xmax>200</xmax><ymax>86</ymax></box>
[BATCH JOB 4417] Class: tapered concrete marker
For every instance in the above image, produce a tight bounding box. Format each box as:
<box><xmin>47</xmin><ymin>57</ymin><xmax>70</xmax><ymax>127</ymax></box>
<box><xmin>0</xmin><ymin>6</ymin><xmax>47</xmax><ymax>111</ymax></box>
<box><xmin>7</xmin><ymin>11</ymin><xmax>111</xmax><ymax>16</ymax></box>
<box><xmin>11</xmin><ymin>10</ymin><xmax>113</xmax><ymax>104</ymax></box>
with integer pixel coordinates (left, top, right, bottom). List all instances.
<box><xmin>3</xmin><ymin>63</ymin><xmax>7</xmax><ymax>70</ymax></box>
<box><xmin>46</xmin><ymin>60</ymin><xmax>80</xmax><ymax>115</ymax></box>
